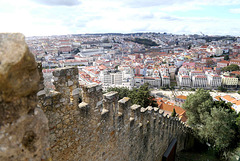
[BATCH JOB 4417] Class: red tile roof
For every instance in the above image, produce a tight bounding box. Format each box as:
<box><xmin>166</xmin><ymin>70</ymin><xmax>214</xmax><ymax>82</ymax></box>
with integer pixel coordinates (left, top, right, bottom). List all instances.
<box><xmin>218</xmin><ymin>60</ymin><xmax>229</xmax><ymax>64</ymax></box>
<box><xmin>176</xmin><ymin>95</ymin><xmax>187</xmax><ymax>100</ymax></box>
<box><xmin>157</xmin><ymin>99</ymin><xmax>187</xmax><ymax>122</ymax></box>
<box><xmin>194</xmin><ymin>75</ymin><xmax>207</xmax><ymax>78</ymax></box>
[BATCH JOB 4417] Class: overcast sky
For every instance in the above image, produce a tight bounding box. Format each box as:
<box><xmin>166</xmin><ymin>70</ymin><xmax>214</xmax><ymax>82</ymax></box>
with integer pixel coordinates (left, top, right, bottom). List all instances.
<box><xmin>1</xmin><ymin>0</ymin><xmax>240</xmax><ymax>36</ymax></box>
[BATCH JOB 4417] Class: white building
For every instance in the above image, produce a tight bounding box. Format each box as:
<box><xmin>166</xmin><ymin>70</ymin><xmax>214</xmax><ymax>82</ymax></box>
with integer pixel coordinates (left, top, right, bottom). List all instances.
<box><xmin>207</xmin><ymin>74</ymin><xmax>221</xmax><ymax>87</ymax></box>
<box><xmin>134</xmin><ymin>77</ymin><xmax>161</xmax><ymax>88</ymax></box>
<box><xmin>190</xmin><ymin>71</ymin><xmax>205</xmax><ymax>79</ymax></box>
<box><xmin>206</xmin><ymin>46</ymin><xmax>223</xmax><ymax>56</ymax></box>
<box><xmin>192</xmin><ymin>75</ymin><xmax>208</xmax><ymax>88</ymax></box>
<box><xmin>221</xmin><ymin>74</ymin><xmax>238</xmax><ymax>88</ymax></box>
<box><xmin>99</xmin><ymin>70</ymin><xmax>124</xmax><ymax>90</ymax></box>
<box><xmin>99</xmin><ymin>68</ymin><xmax>136</xmax><ymax>90</ymax></box>
<box><xmin>179</xmin><ymin>75</ymin><xmax>191</xmax><ymax>87</ymax></box>
<box><xmin>162</xmin><ymin>76</ymin><xmax>170</xmax><ymax>87</ymax></box>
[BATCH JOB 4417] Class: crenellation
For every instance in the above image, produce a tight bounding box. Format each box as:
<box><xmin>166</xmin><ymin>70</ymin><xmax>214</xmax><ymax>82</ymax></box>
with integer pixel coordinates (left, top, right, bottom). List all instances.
<box><xmin>118</xmin><ymin>97</ymin><xmax>131</xmax><ymax>126</ymax></box>
<box><xmin>146</xmin><ymin>106</ymin><xmax>153</xmax><ymax>120</ymax></box>
<box><xmin>103</xmin><ymin>91</ymin><xmax>119</xmax><ymax>127</ymax></box>
<box><xmin>78</xmin><ymin>102</ymin><xmax>90</xmax><ymax>116</ymax></box>
<box><xmin>146</xmin><ymin>106</ymin><xmax>154</xmax><ymax>130</ymax></box>
<box><xmin>130</xmin><ymin>104</ymin><xmax>141</xmax><ymax>122</ymax></box>
<box><xmin>140</xmin><ymin>107</ymin><xmax>148</xmax><ymax>133</ymax></box>
<box><xmin>153</xmin><ymin>107</ymin><xmax>159</xmax><ymax>115</ymax></box>
<box><xmin>129</xmin><ymin>116</ymin><xmax>135</xmax><ymax>128</ymax></box>
<box><xmin>116</xmin><ymin>111</ymin><xmax>124</xmax><ymax>131</ymax></box>
<box><xmin>82</xmin><ymin>84</ymin><xmax>103</xmax><ymax>109</ymax></box>
<box><xmin>37</xmin><ymin>65</ymin><xmax>193</xmax><ymax>161</ymax></box>
<box><xmin>101</xmin><ymin>108</ymin><xmax>109</xmax><ymax>117</ymax></box>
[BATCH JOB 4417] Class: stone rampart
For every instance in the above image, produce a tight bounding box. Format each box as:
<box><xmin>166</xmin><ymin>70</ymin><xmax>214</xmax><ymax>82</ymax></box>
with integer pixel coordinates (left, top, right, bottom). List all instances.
<box><xmin>0</xmin><ymin>33</ymin><xmax>193</xmax><ymax>161</ymax></box>
<box><xmin>38</xmin><ymin>67</ymin><xmax>194</xmax><ymax>161</ymax></box>
<box><xmin>0</xmin><ymin>33</ymin><xmax>50</xmax><ymax>161</ymax></box>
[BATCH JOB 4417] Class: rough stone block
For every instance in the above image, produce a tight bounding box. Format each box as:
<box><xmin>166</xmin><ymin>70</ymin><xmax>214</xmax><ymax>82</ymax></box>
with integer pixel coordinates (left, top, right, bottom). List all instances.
<box><xmin>103</xmin><ymin>91</ymin><xmax>118</xmax><ymax>101</ymax></box>
<box><xmin>0</xmin><ymin>108</ymin><xmax>50</xmax><ymax>161</ymax></box>
<box><xmin>78</xmin><ymin>102</ymin><xmax>89</xmax><ymax>110</ymax></box>
<box><xmin>0</xmin><ymin>33</ymin><xmax>40</xmax><ymax>101</ymax></box>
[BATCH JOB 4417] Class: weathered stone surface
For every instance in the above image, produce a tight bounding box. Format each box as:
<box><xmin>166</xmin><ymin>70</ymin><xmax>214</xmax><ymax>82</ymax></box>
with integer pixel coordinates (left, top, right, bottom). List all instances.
<box><xmin>0</xmin><ymin>33</ymin><xmax>50</xmax><ymax>161</ymax></box>
<box><xmin>37</xmin><ymin>61</ymin><xmax>44</xmax><ymax>91</ymax></box>
<box><xmin>0</xmin><ymin>108</ymin><xmax>50</xmax><ymax>161</ymax></box>
<box><xmin>0</xmin><ymin>33</ymin><xmax>39</xmax><ymax>101</ymax></box>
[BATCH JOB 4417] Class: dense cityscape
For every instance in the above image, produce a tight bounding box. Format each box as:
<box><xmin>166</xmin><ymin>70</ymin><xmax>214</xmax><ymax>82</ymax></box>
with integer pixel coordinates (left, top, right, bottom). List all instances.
<box><xmin>26</xmin><ymin>33</ymin><xmax>240</xmax><ymax>115</ymax></box>
<box><xmin>2</xmin><ymin>0</ymin><xmax>240</xmax><ymax>160</ymax></box>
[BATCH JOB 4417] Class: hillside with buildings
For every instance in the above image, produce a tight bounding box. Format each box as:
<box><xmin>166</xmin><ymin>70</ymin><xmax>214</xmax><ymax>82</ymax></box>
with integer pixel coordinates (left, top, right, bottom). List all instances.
<box><xmin>2</xmin><ymin>32</ymin><xmax>240</xmax><ymax>160</ymax></box>
<box><xmin>0</xmin><ymin>33</ymin><xmax>195</xmax><ymax>161</ymax></box>
<box><xmin>26</xmin><ymin>32</ymin><xmax>240</xmax><ymax>115</ymax></box>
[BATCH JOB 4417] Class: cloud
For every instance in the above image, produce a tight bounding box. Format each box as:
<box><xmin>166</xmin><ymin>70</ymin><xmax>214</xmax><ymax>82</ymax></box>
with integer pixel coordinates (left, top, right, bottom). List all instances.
<box><xmin>122</xmin><ymin>0</ymin><xmax>240</xmax><ymax>8</ymax></box>
<box><xmin>32</xmin><ymin>0</ymin><xmax>81</xmax><ymax>6</ymax></box>
<box><xmin>198</xmin><ymin>0</ymin><xmax>240</xmax><ymax>6</ymax></box>
<box><xmin>229</xmin><ymin>8</ymin><xmax>240</xmax><ymax>13</ymax></box>
<box><xmin>124</xmin><ymin>0</ymin><xmax>191</xmax><ymax>8</ymax></box>
<box><xmin>1</xmin><ymin>0</ymin><xmax>240</xmax><ymax>36</ymax></box>
<box><xmin>160</xmin><ymin>16</ymin><xmax>180</xmax><ymax>21</ymax></box>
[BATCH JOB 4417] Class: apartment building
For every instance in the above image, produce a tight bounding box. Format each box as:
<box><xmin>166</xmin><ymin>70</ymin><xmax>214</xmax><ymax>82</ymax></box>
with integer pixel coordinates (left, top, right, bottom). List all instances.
<box><xmin>162</xmin><ymin>76</ymin><xmax>170</xmax><ymax>87</ymax></box>
<box><xmin>230</xmin><ymin>59</ymin><xmax>240</xmax><ymax>67</ymax></box>
<box><xmin>178</xmin><ymin>75</ymin><xmax>191</xmax><ymax>87</ymax></box>
<box><xmin>134</xmin><ymin>77</ymin><xmax>161</xmax><ymax>88</ymax></box>
<box><xmin>190</xmin><ymin>71</ymin><xmax>205</xmax><ymax>79</ymax></box>
<box><xmin>207</xmin><ymin>74</ymin><xmax>222</xmax><ymax>87</ymax></box>
<box><xmin>99</xmin><ymin>70</ymin><xmax>124</xmax><ymax>89</ymax></box>
<box><xmin>221</xmin><ymin>75</ymin><xmax>238</xmax><ymax>88</ymax></box>
<box><xmin>192</xmin><ymin>75</ymin><xmax>208</xmax><ymax>88</ymax></box>
<box><xmin>217</xmin><ymin>60</ymin><xmax>229</xmax><ymax>68</ymax></box>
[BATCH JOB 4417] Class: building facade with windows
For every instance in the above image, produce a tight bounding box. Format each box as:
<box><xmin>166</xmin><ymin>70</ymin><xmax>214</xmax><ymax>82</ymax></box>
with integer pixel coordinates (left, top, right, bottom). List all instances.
<box><xmin>192</xmin><ymin>75</ymin><xmax>208</xmax><ymax>87</ymax></box>
<box><xmin>207</xmin><ymin>74</ymin><xmax>222</xmax><ymax>87</ymax></box>
<box><xmin>162</xmin><ymin>76</ymin><xmax>170</xmax><ymax>87</ymax></box>
<box><xmin>178</xmin><ymin>75</ymin><xmax>191</xmax><ymax>87</ymax></box>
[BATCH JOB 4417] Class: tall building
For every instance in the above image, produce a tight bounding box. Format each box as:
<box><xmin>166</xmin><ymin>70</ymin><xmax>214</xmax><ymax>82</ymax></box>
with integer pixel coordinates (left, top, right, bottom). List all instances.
<box><xmin>207</xmin><ymin>74</ymin><xmax>221</xmax><ymax>88</ymax></box>
<box><xmin>178</xmin><ymin>75</ymin><xmax>191</xmax><ymax>87</ymax></box>
<box><xmin>221</xmin><ymin>74</ymin><xmax>238</xmax><ymax>88</ymax></box>
<box><xmin>162</xmin><ymin>76</ymin><xmax>170</xmax><ymax>87</ymax></box>
<box><xmin>192</xmin><ymin>75</ymin><xmax>208</xmax><ymax>88</ymax></box>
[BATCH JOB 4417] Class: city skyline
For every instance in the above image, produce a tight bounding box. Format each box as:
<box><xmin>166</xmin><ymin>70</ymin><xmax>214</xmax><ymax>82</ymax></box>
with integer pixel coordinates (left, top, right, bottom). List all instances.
<box><xmin>1</xmin><ymin>0</ymin><xmax>240</xmax><ymax>36</ymax></box>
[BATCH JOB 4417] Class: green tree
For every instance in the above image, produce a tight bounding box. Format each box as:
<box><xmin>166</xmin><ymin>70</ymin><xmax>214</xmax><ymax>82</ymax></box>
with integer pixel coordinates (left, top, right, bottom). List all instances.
<box><xmin>238</xmin><ymin>90</ymin><xmax>240</xmax><ymax>95</ymax></box>
<box><xmin>114</xmin><ymin>65</ymin><xmax>119</xmax><ymax>70</ymax></box>
<box><xmin>190</xmin><ymin>88</ymin><xmax>195</xmax><ymax>91</ymax></box>
<box><xmin>171</xmin><ymin>108</ymin><xmax>177</xmax><ymax>117</ymax></box>
<box><xmin>132</xmin><ymin>38</ymin><xmax>158</xmax><ymax>46</ymax></box>
<box><xmin>222</xmin><ymin>64</ymin><xmax>240</xmax><ymax>72</ymax></box>
<box><xmin>199</xmin><ymin>107</ymin><xmax>237</xmax><ymax>154</ymax></box>
<box><xmin>217</xmin><ymin>86</ymin><xmax>227</xmax><ymax>92</ymax></box>
<box><xmin>107</xmin><ymin>83</ymin><xmax>157</xmax><ymax>108</ymax></box>
<box><xmin>130</xmin><ymin>83</ymin><xmax>157</xmax><ymax>107</ymax></box>
<box><xmin>183</xmin><ymin>88</ymin><xmax>213</xmax><ymax>127</ymax></box>
<box><xmin>107</xmin><ymin>87</ymin><xmax>130</xmax><ymax>100</ymax></box>
<box><xmin>224</xmin><ymin>55</ymin><xmax>229</xmax><ymax>60</ymax></box>
<box><xmin>183</xmin><ymin>88</ymin><xmax>240</xmax><ymax>158</ymax></box>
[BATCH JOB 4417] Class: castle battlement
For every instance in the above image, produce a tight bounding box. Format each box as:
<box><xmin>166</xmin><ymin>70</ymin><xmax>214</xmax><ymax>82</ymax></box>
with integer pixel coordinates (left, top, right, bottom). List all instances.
<box><xmin>37</xmin><ymin>66</ymin><xmax>193</xmax><ymax>161</ymax></box>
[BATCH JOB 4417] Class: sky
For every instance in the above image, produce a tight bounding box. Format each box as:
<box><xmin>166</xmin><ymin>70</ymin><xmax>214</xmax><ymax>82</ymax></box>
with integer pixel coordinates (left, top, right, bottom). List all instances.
<box><xmin>1</xmin><ymin>0</ymin><xmax>240</xmax><ymax>36</ymax></box>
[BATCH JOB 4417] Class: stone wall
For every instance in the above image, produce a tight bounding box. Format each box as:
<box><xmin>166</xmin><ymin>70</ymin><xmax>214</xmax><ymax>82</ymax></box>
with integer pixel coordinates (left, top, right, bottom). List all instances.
<box><xmin>0</xmin><ymin>33</ymin><xmax>50</xmax><ymax>161</ymax></box>
<box><xmin>0</xmin><ymin>33</ymin><xmax>193</xmax><ymax>161</ymax></box>
<box><xmin>38</xmin><ymin>67</ymin><xmax>194</xmax><ymax>161</ymax></box>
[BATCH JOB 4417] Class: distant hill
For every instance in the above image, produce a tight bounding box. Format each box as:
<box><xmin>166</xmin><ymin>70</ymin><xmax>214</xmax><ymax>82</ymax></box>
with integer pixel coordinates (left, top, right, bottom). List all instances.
<box><xmin>125</xmin><ymin>38</ymin><xmax>158</xmax><ymax>46</ymax></box>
